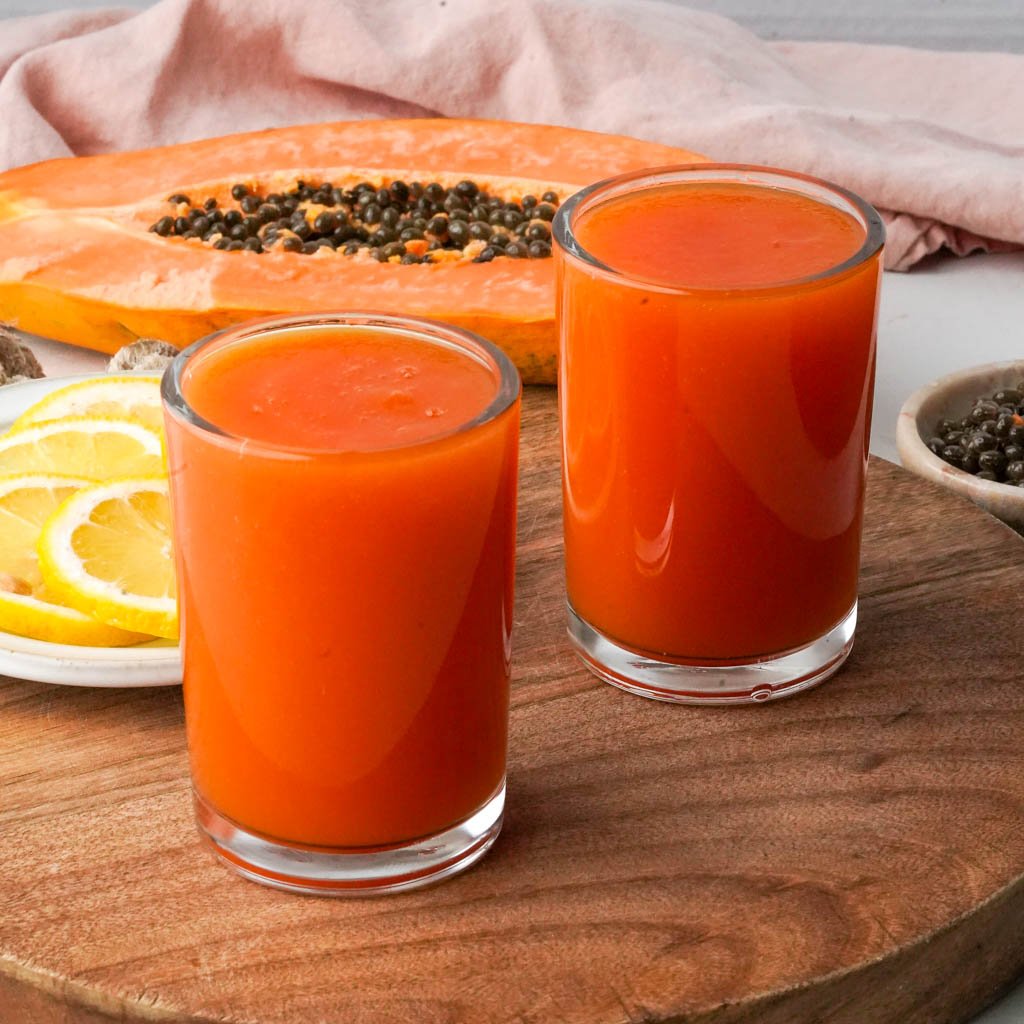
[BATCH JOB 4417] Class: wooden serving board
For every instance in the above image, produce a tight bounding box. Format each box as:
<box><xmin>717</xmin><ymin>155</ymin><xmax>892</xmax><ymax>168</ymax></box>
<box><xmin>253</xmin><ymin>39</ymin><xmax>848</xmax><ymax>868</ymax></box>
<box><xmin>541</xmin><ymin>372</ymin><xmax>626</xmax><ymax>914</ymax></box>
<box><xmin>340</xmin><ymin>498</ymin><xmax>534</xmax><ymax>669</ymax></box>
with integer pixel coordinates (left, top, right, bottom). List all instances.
<box><xmin>3</xmin><ymin>388</ymin><xmax>1024</xmax><ymax>1024</ymax></box>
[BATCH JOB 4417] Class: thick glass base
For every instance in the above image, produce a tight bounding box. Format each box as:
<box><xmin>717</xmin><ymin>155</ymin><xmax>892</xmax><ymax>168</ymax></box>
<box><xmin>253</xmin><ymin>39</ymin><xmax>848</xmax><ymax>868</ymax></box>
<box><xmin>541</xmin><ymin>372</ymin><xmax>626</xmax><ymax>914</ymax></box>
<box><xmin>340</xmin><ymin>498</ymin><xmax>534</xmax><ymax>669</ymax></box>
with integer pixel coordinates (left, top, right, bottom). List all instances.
<box><xmin>567</xmin><ymin>603</ymin><xmax>856</xmax><ymax>705</ymax></box>
<box><xmin>194</xmin><ymin>783</ymin><xmax>505</xmax><ymax>896</ymax></box>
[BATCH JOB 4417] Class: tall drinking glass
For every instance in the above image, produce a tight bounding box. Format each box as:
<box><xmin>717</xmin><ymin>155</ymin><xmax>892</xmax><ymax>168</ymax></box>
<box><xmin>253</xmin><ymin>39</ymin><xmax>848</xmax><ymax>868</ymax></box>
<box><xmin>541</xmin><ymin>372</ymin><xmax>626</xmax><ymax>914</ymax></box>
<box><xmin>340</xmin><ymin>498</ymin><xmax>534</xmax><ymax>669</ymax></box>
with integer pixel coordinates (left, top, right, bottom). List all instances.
<box><xmin>553</xmin><ymin>165</ymin><xmax>884</xmax><ymax>704</ymax></box>
<box><xmin>162</xmin><ymin>312</ymin><xmax>520</xmax><ymax>893</ymax></box>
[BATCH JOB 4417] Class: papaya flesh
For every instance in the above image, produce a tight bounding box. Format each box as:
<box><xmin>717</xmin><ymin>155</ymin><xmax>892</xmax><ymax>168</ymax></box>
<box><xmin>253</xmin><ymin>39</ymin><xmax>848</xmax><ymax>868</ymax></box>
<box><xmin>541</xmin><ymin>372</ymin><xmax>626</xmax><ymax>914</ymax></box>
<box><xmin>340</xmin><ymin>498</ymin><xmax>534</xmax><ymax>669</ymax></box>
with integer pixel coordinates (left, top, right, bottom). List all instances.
<box><xmin>0</xmin><ymin>119</ymin><xmax>705</xmax><ymax>384</ymax></box>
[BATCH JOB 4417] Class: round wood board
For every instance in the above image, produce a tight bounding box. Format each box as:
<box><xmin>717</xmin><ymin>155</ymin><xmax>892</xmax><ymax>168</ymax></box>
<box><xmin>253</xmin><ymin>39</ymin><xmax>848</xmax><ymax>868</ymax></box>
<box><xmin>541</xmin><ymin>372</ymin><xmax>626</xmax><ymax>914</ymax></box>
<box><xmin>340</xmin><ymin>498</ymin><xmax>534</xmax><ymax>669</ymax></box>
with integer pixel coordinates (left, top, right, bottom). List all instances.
<box><xmin>3</xmin><ymin>388</ymin><xmax>1024</xmax><ymax>1024</ymax></box>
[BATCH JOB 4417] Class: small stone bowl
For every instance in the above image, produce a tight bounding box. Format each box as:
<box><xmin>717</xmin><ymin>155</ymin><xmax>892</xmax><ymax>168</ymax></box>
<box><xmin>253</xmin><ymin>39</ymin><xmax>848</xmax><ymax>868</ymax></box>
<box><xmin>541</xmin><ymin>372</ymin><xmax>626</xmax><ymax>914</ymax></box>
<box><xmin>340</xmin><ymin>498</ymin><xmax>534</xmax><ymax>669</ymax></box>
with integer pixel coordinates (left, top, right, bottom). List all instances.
<box><xmin>897</xmin><ymin>359</ymin><xmax>1024</xmax><ymax>534</ymax></box>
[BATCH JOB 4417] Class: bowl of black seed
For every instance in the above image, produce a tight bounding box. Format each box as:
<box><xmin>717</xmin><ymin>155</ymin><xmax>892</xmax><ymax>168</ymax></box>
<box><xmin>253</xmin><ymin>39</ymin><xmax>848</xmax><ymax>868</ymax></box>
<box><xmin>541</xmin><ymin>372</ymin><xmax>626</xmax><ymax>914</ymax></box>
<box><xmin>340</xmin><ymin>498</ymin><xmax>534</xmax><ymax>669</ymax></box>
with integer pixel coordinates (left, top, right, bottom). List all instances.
<box><xmin>897</xmin><ymin>359</ymin><xmax>1024</xmax><ymax>534</ymax></box>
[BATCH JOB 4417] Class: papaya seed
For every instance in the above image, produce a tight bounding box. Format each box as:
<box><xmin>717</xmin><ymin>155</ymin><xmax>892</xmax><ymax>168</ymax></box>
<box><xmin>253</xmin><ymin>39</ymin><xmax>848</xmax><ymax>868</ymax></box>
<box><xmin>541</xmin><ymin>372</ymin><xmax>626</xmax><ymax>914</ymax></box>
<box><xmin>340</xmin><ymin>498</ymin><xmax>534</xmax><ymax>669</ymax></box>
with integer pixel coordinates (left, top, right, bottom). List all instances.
<box><xmin>148</xmin><ymin>177</ymin><xmax>561</xmax><ymax>262</ymax></box>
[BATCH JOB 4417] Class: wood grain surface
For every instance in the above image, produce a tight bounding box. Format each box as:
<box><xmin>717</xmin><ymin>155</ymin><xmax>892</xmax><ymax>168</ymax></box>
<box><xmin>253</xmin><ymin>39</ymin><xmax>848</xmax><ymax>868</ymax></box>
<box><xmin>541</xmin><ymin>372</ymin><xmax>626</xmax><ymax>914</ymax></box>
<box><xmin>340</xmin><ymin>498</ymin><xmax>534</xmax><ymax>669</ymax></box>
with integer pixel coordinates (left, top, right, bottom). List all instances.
<box><xmin>2</xmin><ymin>387</ymin><xmax>1024</xmax><ymax>1024</ymax></box>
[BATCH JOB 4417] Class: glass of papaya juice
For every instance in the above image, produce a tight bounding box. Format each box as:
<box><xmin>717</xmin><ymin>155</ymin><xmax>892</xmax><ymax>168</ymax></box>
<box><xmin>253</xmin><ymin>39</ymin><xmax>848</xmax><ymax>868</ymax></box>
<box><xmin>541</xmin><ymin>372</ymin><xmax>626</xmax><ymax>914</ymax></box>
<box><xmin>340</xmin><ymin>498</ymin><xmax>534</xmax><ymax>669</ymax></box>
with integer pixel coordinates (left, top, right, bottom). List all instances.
<box><xmin>162</xmin><ymin>312</ymin><xmax>520</xmax><ymax>893</ymax></box>
<box><xmin>553</xmin><ymin>165</ymin><xmax>884</xmax><ymax>704</ymax></box>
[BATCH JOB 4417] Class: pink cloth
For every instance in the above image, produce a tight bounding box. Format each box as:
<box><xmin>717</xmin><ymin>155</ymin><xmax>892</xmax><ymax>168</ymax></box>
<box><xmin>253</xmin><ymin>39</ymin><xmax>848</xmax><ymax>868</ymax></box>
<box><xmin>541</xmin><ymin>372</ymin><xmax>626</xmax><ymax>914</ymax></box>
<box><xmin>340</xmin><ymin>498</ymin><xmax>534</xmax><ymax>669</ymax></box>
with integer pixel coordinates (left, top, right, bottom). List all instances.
<box><xmin>1</xmin><ymin>0</ymin><xmax>1022</xmax><ymax>271</ymax></box>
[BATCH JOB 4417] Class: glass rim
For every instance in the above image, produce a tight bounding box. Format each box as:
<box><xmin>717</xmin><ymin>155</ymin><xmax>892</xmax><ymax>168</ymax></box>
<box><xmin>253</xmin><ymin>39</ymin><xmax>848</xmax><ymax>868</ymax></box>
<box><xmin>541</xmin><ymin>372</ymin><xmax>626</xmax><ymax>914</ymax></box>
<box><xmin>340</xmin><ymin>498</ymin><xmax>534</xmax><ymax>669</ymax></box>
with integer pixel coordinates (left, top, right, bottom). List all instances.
<box><xmin>552</xmin><ymin>162</ymin><xmax>886</xmax><ymax>294</ymax></box>
<box><xmin>161</xmin><ymin>311</ymin><xmax>522</xmax><ymax>458</ymax></box>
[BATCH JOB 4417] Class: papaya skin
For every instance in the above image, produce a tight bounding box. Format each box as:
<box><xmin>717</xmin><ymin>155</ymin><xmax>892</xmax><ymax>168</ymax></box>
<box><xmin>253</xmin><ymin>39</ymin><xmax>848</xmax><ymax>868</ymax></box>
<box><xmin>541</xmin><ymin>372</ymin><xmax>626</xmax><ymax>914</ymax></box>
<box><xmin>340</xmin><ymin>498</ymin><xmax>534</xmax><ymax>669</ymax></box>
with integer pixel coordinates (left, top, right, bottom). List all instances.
<box><xmin>0</xmin><ymin>119</ymin><xmax>705</xmax><ymax>384</ymax></box>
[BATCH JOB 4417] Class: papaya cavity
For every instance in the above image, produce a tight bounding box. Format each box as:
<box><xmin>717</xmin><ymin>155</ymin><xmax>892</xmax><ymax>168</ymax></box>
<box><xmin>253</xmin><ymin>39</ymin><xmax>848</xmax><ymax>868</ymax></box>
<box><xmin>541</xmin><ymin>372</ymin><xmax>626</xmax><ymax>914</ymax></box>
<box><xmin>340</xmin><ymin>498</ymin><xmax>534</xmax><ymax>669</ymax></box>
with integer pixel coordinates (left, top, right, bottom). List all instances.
<box><xmin>149</xmin><ymin>176</ymin><xmax>562</xmax><ymax>263</ymax></box>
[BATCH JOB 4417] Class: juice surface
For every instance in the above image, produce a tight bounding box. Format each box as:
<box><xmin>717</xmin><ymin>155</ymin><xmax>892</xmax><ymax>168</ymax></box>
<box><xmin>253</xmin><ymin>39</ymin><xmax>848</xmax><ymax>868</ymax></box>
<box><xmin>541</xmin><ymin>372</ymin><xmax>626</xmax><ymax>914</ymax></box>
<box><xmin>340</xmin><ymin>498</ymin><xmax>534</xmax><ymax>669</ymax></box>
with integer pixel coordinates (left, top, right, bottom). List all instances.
<box><xmin>559</xmin><ymin>179</ymin><xmax>880</xmax><ymax>660</ymax></box>
<box><xmin>183</xmin><ymin>325</ymin><xmax>497</xmax><ymax>449</ymax></box>
<box><xmin>167</xmin><ymin>325</ymin><xmax>518</xmax><ymax>847</ymax></box>
<box><xmin>575</xmin><ymin>181</ymin><xmax>864</xmax><ymax>288</ymax></box>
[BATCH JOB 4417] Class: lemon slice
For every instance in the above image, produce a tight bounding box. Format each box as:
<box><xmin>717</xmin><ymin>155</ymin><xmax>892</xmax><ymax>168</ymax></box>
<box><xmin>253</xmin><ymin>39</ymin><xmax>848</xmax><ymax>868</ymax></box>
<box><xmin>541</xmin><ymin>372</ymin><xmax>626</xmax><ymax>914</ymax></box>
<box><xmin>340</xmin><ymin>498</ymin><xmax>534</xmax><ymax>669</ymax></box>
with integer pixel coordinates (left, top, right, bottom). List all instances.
<box><xmin>0</xmin><ymin>473</ymin><xmax>90</xmax><ymax>592</ymax></box>
<box><xmin>38</xmin><ymin>477</ymin><xmax>178</xmax><ymax>640</ymax></box>
<box><xmin>11</xmin><ymin>376</ymin><xmax>164</xmax><ymax>434</ymax></box>
<box><xmin>0</xmin><ymin>417</ymin><xmax>165</xmax><ymax>480</ymax></box>
<box><xmin>0</xmin><ymin>473</ymin><xmax>149</xmax><ymax>646</ymax></box>
<box><xmin>0</xmin><ymin>589</ymin><xmax>148</xmax><ymax>646</ymax></box>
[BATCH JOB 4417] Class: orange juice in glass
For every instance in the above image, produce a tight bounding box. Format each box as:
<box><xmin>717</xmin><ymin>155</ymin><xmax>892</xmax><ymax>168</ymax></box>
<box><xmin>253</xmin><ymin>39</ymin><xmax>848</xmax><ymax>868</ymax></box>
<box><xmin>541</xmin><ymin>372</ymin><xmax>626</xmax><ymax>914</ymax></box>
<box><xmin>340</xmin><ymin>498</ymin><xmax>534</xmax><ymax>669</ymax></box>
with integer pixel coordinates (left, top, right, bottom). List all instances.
<box><xmin>162</xmin><ymin>313</ymin><xmax>520</xmax><ymax>893</ymax></box>
<box><xmin>553</xmin><ymin>166</ymin><xmax>884</xmax><ymax>704</ymax></box>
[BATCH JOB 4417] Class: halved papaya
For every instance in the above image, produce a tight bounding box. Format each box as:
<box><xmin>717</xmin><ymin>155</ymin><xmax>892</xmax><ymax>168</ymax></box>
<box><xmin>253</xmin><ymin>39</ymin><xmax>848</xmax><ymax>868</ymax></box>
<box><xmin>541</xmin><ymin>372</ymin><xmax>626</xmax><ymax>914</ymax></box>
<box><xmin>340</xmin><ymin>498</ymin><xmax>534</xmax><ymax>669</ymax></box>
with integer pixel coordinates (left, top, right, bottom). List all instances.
<box><xmin>0</xmin><ymin>119</ymin><xmax>705</xmax><ymax>383</ymax></box>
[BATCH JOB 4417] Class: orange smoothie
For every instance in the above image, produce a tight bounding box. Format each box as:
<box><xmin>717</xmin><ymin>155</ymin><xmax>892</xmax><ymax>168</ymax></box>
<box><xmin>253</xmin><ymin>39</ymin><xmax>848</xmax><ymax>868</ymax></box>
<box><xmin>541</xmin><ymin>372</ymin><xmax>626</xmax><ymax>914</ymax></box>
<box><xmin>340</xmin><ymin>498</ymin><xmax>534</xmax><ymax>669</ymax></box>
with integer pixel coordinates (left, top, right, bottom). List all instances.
<box><xmin>164</xmin><ymin>319</ymin><xmax>519</xmax><ymax>850</ymax></box>
<box><xmin>558</xmin><ymin>175</ymin><xmax>882</xmax><ymax>662</ymax></box>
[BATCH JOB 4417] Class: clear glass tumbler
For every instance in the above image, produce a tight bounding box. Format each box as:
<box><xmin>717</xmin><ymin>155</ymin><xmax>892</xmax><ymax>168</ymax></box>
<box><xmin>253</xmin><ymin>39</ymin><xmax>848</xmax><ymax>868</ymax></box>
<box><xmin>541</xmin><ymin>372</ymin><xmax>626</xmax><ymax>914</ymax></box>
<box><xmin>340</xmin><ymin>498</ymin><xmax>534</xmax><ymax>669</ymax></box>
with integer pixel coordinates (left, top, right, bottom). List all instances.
<box><xmin>553</xmin><ymin>165</ymin><xmax>884</xmax><ymax>704</ymax></box>
<box><xmin>162</xmin><ymin>312</ymin><xmax>520</xmax><ymax>893</ymax></box>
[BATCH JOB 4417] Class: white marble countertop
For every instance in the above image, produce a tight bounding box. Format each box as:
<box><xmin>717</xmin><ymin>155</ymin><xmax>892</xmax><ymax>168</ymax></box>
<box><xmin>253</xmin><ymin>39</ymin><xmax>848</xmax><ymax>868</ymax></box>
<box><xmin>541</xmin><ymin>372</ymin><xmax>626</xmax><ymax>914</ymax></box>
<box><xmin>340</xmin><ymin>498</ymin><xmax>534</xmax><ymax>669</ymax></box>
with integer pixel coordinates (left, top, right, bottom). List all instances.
<box><xmin>3</xmin><ymin>0</ymin><xmax>1023</xmax><ymax>1020</ymax></box>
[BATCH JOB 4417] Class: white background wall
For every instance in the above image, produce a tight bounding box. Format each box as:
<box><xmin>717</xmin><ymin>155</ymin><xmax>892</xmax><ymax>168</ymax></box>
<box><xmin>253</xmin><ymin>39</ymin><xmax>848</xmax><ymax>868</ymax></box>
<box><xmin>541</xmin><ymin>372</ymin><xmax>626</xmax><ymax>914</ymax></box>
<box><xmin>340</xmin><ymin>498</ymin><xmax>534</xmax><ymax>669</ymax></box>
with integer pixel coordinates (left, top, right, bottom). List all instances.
<box><xmin>1</xmin><ymin>0</ymin><xmax>1024</xmax><ymax>52</ymax></box>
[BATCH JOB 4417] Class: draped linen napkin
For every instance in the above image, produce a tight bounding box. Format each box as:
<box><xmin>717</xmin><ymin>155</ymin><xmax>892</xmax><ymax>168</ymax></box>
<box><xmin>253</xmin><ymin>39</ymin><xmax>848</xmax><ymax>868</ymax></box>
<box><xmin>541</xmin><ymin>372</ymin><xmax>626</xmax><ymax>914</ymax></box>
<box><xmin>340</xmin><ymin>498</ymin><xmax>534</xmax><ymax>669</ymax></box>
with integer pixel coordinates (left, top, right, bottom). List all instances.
<box><xmin>1</xmin><ymin>0</ymin><xmax>1022</xmax><ymax>270</ymax></box>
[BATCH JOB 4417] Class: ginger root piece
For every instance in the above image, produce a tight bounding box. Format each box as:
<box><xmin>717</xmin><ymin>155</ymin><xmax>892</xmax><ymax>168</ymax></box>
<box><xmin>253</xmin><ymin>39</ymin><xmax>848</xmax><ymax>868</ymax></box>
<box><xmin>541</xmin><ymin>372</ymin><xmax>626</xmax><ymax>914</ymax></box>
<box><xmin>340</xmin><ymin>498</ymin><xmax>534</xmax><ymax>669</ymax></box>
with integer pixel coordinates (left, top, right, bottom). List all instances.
<box><xmin>108</xmin><ymin>338</ymin><xmax>178</xmax><ymax>373</ymax></box>
<box><xmin>0</xmin><ymin>325</ymin><xmax>45</xmax><ymax>385</ymax></box>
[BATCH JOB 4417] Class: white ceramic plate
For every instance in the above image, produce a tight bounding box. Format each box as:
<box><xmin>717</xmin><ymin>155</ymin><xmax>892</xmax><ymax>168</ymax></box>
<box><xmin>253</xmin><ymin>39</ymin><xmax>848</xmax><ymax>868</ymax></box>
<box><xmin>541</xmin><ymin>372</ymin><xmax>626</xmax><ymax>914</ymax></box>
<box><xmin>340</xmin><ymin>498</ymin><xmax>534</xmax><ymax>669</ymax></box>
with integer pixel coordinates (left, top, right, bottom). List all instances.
<box><xmin>0</xmin><ymin>373</ymin><xmax>182</xmax><ymax>687</ymax></box>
